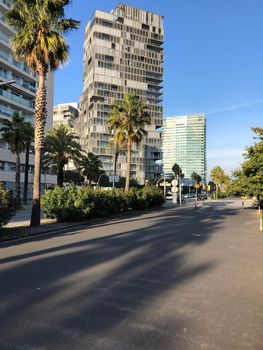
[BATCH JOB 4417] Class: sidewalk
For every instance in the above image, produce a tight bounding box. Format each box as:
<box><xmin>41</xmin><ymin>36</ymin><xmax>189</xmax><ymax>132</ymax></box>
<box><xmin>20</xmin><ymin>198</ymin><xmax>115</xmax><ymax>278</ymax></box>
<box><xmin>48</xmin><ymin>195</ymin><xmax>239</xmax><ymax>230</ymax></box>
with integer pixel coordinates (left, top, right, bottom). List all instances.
<box><xmin>6</xmin><ymin>203</ymin><xmax>51</xmax><ymax>228</ymax></box>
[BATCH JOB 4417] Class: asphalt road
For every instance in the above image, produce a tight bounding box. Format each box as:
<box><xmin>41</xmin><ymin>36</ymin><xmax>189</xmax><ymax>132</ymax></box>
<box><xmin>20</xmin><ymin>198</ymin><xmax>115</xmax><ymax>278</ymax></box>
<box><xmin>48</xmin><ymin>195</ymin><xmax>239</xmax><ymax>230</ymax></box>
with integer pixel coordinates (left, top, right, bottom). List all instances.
<box><xmin>1</xmin><ymin>205</ymin><xmax>263</xmax><ymax>349</ymax></box>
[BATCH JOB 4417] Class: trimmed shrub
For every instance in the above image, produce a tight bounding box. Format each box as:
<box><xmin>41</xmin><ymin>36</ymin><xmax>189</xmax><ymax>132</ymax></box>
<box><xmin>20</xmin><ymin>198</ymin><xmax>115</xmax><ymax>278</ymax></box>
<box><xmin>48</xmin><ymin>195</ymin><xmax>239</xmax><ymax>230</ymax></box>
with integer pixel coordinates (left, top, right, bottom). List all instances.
<box><xmin>41</xmin><ymin>185</ymin><xmax>164</xmax><ymax>222</ymax></box>
<box><xmin>0</xmin><ymin>185</ymin><xmax>15</xmax><ymax>227</ymax></box>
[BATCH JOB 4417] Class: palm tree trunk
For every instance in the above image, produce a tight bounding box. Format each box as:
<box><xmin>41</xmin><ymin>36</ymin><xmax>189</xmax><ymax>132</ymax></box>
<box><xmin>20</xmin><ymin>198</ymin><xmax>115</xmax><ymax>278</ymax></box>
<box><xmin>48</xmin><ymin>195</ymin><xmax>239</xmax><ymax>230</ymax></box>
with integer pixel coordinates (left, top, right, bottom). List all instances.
<box><xmin>113</xmin><ymin>151</ymin><xmax>119</xmax><ymax>189</ymax></box>
<box><xmin>30</xmin><ymin>68</ymin><xmax>47</xmax><ymax>227</ymax></box>
<box><xmin>57</xmin><ymin>162</ymin><xmax>64</xmax><ymax>187</ymax></box>
<box><xmin>23</xmin><ymin>142</ymin><xmax>30</xmax><ymax>203</ymax></box>
<box><xmin>15</xmin><ymin>151</ymin><xmax>21</xmax><ymax>209</ymax></box>
<box><xmin>125</xmin><ymin>138</ymin><xmax>131</xmax><ymax>192</ymax></box>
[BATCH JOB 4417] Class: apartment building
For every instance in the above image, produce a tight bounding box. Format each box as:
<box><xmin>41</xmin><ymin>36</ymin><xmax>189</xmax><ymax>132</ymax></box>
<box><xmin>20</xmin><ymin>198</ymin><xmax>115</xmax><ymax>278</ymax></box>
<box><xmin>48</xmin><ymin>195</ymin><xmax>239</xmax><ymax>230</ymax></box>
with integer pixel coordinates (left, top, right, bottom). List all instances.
<box><xmin>78</xmin><ymin>4</ymin><xmax>163</xmax><ymax>183</ymax></box>
<box><xmin>53</xmin><ymin>102</ymin><xmax>79</xmax><ymax>130</ymax></box>
<box><xmin>0</xmin><ymin>0</ymin><xmax>55</xmax><ymax>196</ymax></box>
<box><xmin>163</xmin><ymin>114</ymin><xmax>207</xmax><ymax>182</ymax></box>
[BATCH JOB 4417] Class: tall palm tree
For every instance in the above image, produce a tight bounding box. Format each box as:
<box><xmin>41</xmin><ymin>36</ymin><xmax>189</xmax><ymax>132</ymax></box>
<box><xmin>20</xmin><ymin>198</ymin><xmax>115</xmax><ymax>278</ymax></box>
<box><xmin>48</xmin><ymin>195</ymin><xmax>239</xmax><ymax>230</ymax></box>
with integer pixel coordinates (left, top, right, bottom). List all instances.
<box><xmin>43</xmin><ymin>125</ymin><xmax>82</xmax><ymax>187</ymax></box>
<box><xmin>108</xmin><ymin>93</ymin><xmax>150</xmax><ymax>192</ymax></box>
<box><xmin>6</xmin><ymin>0</ymin><xmax>80</xmax><ymax>226</ymax></box>
<box><xmin>80</xmin><ymin>153</ymin><xmax>103</xmax><ymax>185</ymax></box>
<box><xmin>23</xmin><ymin>122</ymin><xmax>34</xmax><ymax>204</ymax></box>
<box><xmin>0</xmin><ymin>112</ymin><xmax>29</xmax><ymax>208</ymax></box>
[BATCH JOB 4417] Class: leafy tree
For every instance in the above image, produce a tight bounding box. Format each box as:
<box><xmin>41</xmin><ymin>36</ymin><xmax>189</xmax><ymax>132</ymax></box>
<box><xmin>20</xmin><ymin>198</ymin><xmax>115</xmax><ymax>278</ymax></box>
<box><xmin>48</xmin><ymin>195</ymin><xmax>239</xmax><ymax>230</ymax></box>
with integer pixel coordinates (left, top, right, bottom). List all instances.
<box><xmin>0</xmin><ymin>112</ymin><xmax>30</xmax><ymax>208</ymax></box>
<box><xmin>108</xmin><ymin>93</ymin><xmax>150</xmax><ymax>192</ymax></box>
<box><xmin>80</xmin><ymin>152</ymin><xmax>103</xmax><ymax>185</ymax></box>
<box><xmin>230</xmin><ymin>128</ymin><xmax>263</xmax><ymax>207</ymax></box>
<box><xmin>43</xmin><ymin>125</ymin><xmax>82</xmax><ymax>187</ymax></box>
<box><xmin>0</xmin><ymin>184</ymin><xmax>15</xmax><ymax>227</ymax></box>
<box><xmin>210</xmin><ymin>166</ymin><xmax>229</xmax><ymax>199</ymax></box>
<box><xmin>23</xmin><ymin>122</ymin><xmax>34</xmax><ymax>203</ymax></box>
<box><xmin>6</xmin><ymin>0</ymin><xmax>80</xmax><ymax>226</ymax></box>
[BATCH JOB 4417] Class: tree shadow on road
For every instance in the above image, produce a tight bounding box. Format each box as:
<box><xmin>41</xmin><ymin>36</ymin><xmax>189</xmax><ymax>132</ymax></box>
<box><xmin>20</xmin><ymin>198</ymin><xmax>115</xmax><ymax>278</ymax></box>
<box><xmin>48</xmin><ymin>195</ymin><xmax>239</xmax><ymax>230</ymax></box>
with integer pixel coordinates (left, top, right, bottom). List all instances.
<box><xmin>0</xmin><ymin>207</ymin><xmax>240</xmax><ymax>349</ymax></box>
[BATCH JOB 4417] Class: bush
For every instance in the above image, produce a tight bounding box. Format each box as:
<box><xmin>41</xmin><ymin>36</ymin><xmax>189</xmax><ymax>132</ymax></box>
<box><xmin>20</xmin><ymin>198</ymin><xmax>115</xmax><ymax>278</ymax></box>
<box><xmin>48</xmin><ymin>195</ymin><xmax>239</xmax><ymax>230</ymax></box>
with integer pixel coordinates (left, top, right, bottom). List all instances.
<box><xmin>41</xmin><ymin>185</ymin><xmax>164</xmax><ymax>222</ymax></box>
<box><xmin>0</xmin><ymin>185</ymin><xmax>15</xmax><ymax>227</ymax></box>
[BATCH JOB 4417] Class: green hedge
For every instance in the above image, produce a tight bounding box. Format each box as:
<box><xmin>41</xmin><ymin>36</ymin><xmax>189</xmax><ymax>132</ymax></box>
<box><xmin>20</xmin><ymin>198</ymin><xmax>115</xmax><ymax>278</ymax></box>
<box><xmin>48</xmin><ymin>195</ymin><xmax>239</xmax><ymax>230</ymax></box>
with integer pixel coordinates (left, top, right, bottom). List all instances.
<box><xmin>41</xmin><ymin>185</ymin><xmax>164</xmax><ymax>222</ymax></box>
<box><xmin>0</xmin><ymin>185</ymin><xmax>14</xmax><ymax>227</ymax></box>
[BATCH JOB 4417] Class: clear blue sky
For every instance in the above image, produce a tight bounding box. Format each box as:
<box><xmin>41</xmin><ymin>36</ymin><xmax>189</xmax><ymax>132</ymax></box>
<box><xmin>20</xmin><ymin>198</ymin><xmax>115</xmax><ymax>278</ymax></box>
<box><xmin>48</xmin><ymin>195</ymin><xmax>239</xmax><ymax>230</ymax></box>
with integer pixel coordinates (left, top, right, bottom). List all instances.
<box><xmin>55</xmin><ymin>0</ymin><xmax>263</xmax><ymax>175</ymax></box>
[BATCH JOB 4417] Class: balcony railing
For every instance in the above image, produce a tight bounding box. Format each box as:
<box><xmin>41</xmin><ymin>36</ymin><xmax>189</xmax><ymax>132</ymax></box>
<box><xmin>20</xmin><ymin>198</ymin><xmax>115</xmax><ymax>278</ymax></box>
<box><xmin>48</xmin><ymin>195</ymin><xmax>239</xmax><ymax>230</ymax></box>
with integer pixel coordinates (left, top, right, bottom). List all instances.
<box><xmin>0</xmin><ymin>0</ymin><xmax>11</xmax><ymax>8</ymax></box>
<box><xmin>0</xmin><ymin>89</ymin><xmax>34</xmax><ymax>109</ymax></box>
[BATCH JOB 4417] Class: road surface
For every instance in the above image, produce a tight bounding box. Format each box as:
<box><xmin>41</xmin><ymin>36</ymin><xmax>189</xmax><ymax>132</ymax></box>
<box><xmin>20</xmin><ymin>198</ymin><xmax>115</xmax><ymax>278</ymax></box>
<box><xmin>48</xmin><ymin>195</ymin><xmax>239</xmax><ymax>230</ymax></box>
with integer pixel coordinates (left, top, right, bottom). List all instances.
<box><xmin>1</xmin><ymin>205</ymin><xmax>262</xmax><ymax>349</ymax></box>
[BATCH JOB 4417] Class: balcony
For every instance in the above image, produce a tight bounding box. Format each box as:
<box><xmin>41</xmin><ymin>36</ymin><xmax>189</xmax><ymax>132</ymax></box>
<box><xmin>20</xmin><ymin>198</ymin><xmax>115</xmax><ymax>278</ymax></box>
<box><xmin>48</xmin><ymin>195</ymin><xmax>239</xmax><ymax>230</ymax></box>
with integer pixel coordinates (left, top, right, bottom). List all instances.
<box><xmin>0</xmin><ymin>89</ymin><xmax>35</xmax><ymax>111</ymax></box>
<box><xmin>0</xmin><ymin>0</ymin><xmax>11</xmax><ymax>8</ymax></box>
<box><xmin>0</xmin><ymin>50</ymin><xmax>37</xmax><ymax>81</ymax></box>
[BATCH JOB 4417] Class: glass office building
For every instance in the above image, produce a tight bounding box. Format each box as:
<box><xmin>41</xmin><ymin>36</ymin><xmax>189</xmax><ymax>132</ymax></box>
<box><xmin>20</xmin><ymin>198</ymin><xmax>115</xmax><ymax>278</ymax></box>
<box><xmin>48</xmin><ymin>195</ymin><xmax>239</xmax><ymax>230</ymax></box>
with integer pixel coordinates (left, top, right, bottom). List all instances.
<box><xmin>163</xmin><ymin>114</ymin><xmax>207</xmax><ymax>182</ymax></box>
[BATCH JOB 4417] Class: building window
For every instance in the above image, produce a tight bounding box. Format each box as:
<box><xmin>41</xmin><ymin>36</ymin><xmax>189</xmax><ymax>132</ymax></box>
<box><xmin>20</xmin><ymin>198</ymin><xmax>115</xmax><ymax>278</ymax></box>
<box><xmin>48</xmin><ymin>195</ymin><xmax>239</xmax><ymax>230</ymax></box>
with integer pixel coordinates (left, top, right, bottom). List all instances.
<box><xmin>111</xmin><ymin>42</ymin><xmax>116</xmax><ymax>49</ymax></box>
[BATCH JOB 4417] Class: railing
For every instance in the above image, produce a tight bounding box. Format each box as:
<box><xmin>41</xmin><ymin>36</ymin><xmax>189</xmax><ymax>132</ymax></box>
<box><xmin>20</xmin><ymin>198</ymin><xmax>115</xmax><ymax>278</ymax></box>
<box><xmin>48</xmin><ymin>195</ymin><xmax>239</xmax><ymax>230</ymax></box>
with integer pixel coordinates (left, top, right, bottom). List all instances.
<box><xmin>0</xmin><ymin>50</ymin><xmax>36</xmax><ymax>77</ymax></box>
<box><xmin>0</xmin><ymin>0</ymin><xmax>11</xmax><ymax>8</ymax></box>
<box><xmin>0</xmin><ymin>89</ymin><xmax>34</xmax><ymax>109</ymax></box>
<box><xmin>0</xmin><ymin>32</ymin><xmax>9</xmax><ymax>44</ymax></box>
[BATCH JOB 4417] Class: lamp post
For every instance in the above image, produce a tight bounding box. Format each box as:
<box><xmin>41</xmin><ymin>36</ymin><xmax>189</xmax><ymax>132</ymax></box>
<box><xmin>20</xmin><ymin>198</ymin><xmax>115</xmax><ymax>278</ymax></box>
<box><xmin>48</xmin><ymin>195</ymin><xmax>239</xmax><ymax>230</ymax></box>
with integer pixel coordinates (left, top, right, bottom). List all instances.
<box><xmin>96</xmin><ymin>173</ymin><xmax>107</xmax><ymax>188</ymax></box>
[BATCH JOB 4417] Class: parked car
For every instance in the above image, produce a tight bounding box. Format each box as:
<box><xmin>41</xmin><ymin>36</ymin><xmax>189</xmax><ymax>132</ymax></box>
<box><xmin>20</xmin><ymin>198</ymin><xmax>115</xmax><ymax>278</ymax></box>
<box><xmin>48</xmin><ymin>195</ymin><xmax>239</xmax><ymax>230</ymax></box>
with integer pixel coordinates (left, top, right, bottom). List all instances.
<box><xmin>166</xmin><ymin>190</ymin><xmax>173</xmax><ymax>200</ymax></box>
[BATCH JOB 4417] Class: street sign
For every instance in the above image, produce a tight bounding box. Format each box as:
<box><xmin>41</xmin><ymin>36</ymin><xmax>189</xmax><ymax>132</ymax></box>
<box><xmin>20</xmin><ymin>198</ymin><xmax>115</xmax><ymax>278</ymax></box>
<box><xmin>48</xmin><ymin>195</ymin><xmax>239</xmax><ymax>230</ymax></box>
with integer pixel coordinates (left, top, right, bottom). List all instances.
<box><xmin>160</xmin><ymin>181</ymin><xmax>171</xmax><ymax>187</ymax></box>
<box><xmin>109</xmin><ymin>176</ymin><xmax>119</xmax><ymax>183</ymax></box>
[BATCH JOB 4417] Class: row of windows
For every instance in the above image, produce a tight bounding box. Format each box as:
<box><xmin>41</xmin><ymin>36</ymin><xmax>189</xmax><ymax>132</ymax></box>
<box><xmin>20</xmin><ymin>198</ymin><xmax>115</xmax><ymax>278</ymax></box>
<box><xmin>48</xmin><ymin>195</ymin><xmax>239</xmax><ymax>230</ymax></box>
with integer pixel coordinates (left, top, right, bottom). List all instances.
<box><xmin>92</xmin><ymin>17</ymin><xmax>163</xmax><ymax>41</ymax></box>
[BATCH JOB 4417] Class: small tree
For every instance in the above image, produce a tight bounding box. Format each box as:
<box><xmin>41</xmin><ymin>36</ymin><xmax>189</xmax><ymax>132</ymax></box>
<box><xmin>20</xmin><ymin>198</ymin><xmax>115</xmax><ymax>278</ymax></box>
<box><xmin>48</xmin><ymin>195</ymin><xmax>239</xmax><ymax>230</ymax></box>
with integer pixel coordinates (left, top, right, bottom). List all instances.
<box><xmin>80</xmin><ymin>153</ymin><xmax>103</xmax><ymax>185</ymax></box>
<box><xmin>43</xmin><ymin>125</ymin><xmax>82</xmax><ymax>187</ymax></box>
<box><xmin>0</xmin><ymin>112</ymin><xmax>30</xmax><ymax>208</ymax></box>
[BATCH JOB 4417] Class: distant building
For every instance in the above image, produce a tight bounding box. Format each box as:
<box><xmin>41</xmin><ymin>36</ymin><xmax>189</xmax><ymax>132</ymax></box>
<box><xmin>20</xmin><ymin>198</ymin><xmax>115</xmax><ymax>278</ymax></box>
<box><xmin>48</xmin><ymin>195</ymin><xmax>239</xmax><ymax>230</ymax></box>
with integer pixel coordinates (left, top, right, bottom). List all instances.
<box><xmin>53</xmin><ymin>103</ymin><xmax>79</xmax><ymax>129</ymax></box>
<box><xmin>163</xmin><ymin>114</ymin><xmax>207</xmax><ymax>182</ymax></box>
<box><xmin>77</xmin><ymin>3</ymin><xmax>164</xmax><ymax>183</ymax></box>
<box><xmin>0</xmin><ymin>0</ymin><xmax>55</xmax><ymax>195</ymax></box>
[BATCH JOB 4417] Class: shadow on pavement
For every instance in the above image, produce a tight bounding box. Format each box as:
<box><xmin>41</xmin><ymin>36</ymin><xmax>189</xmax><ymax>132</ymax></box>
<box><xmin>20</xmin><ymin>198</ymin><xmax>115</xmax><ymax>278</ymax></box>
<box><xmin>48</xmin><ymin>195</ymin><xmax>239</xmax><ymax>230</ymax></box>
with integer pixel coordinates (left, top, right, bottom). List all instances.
<box><xmin>0</xmin><ymin>207</ymin><xmax>240</xmax><ymax>349</ymax></box>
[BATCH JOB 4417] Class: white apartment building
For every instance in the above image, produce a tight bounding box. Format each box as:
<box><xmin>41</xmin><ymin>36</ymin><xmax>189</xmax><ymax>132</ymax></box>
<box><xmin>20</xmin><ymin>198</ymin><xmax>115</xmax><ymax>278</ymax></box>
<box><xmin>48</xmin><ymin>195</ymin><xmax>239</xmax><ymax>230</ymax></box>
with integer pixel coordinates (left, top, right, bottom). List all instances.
<box><xmin>78</xmin><ymin>4</ymin><xmax>163</xmax><ymax>183</ymax></box>
<box><xmin>0</xmin><ymin>0</ymin><xmax>56</xmax><ymax>197</ymax></box>
<box><xmin>163</xmin><ymin>114</ymin><xmax>207</xmax><ymax>182</ymax></box>
<box><xmin>53</xmin><ymin>103</ymin><xmax>79</xmax><ymax>129</ymax></box>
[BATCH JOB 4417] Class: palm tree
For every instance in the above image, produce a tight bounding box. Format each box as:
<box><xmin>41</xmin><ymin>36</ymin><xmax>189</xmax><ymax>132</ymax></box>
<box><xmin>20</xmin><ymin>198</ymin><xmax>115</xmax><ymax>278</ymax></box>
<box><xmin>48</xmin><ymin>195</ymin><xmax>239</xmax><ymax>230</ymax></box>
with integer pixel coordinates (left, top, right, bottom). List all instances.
<box><xmin>80</xmin><ymin>153</ymin><xmax>103</xmax><ymax>185</ymax></box>
<box><xmin>191</xmin><ymin>171</ymin><xmax>202</xmax><ymax>198</ymax></box>
<box><xmin>172</xmin><ymin>163</ymin><xmax>182</xmax><ymax>177</ymax></box>
<box><xmin>0</xmin><ymin>112</ymin><xmax>29</xmax><ymax>208</ymax></box>
<box><xmin>172</xmin><ymin>163</ymin><xmax>183</xmax><ymax>204</ymax></box>
<box><xmin>23</xmin><ymin>123</ymin><xmax>34</xmax><ymax>204</ymax></box>
<box><xmin>6</xmin><ymin>0</ymin><xmax>80</xmax><ymax>226</ymax></box>
<box><xmin>107</xmin><ymin>136</ymin><xmax>127</xmax><ymax>188</ymax></box>
<box><xmin>191</xmin><ymin>171</ymin><xmax>202</xmax><ymax>184</ymax></box>
<box><xmin>43</xmin><ymin>125</ymin><xmax>82</xmax><ymax>187</ymax></box>
<box><xmin>108</xmin><ymin>93</ymin><xmax>150</xmax><ymax>192</ymax></box>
